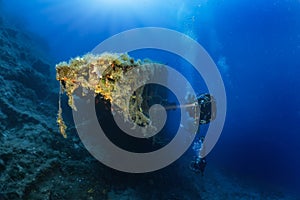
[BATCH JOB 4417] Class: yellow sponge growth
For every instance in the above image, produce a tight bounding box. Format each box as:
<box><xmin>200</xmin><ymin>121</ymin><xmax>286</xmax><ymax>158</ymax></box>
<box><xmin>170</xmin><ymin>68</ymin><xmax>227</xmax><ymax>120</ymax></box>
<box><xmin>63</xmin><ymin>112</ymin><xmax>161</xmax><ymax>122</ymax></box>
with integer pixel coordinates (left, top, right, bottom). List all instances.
<box><xmin>55</xmin><ymin>53</ymin><xmax>164</xmax><ymax>138</ymax></box>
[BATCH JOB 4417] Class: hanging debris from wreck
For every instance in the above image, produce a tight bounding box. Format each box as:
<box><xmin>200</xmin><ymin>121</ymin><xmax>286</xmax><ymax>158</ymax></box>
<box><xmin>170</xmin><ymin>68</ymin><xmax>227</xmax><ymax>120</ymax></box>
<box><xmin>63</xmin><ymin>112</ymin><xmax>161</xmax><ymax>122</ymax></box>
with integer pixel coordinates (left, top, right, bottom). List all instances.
<box><xmin>56</xmin><ymin>53</ymin><xmax>166</xmax><ymax>138</ymax></box>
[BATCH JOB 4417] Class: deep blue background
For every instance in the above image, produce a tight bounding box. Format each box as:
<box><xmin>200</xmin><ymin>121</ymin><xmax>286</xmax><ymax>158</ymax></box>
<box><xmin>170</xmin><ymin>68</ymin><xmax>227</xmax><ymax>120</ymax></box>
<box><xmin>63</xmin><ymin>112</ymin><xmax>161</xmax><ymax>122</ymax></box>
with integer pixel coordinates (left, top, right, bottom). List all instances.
<box><xmin>2</xmin><ymin>0</ymin><xmax>300</xmax><ymax>193</ymax></box>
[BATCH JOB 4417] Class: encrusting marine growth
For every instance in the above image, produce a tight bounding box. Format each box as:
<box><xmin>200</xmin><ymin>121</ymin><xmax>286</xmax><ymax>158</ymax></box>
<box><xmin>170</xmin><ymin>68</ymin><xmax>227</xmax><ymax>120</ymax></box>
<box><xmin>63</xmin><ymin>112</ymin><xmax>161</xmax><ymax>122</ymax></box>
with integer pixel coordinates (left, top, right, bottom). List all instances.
<box><xmin>56</xmin><ymin>53</ymin><xmax>165</xmax><ymax>138</ymax></box>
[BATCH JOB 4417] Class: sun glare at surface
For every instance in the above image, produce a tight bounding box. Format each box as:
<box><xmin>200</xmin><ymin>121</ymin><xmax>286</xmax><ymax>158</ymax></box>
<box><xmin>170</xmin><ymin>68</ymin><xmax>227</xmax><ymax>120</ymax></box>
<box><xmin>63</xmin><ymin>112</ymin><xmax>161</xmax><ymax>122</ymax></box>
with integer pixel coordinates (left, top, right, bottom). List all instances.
<box><xmin>86</xmin><ymin>0</ymin><xmax>155</xmax><ymax>11</ymax></box>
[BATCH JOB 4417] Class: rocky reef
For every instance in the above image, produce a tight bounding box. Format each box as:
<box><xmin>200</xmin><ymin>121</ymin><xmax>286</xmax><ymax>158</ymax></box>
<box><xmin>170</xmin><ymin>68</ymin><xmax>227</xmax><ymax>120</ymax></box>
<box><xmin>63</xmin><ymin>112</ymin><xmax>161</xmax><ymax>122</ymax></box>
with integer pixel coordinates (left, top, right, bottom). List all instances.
<box><xmin>0</xmin><ymin>16</ymin><xmax>66</xmax><ymax>198</ymax></box>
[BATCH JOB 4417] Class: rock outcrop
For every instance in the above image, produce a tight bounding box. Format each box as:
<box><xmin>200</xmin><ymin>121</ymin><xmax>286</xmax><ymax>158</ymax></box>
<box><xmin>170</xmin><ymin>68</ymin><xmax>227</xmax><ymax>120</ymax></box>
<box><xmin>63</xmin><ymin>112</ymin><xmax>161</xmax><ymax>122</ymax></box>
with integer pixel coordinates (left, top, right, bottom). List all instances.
<box><xmin>0</xmin><ymin>18</ymin><xmax>64</xmax><ymax>199</ymax></box>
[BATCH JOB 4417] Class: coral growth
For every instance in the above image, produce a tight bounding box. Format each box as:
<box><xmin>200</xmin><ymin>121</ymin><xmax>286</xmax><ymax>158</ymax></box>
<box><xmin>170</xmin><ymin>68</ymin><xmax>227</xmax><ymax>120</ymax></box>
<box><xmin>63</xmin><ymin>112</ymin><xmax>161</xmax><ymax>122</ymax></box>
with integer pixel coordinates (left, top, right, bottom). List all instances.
<box><xmin>56</xmin><ymin>53</ymin><xmax>164</xmax><ymax>138</ymax></box>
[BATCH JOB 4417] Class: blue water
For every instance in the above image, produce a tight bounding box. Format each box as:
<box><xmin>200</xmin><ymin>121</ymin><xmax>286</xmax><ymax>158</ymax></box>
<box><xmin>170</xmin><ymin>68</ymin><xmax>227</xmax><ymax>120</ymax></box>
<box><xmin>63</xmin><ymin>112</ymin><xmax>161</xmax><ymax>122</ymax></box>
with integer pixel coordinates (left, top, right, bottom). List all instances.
<box><xmin>2</xmin><ymin>0</ymin><xmax>300</xmax><ymax>195</ymax></box>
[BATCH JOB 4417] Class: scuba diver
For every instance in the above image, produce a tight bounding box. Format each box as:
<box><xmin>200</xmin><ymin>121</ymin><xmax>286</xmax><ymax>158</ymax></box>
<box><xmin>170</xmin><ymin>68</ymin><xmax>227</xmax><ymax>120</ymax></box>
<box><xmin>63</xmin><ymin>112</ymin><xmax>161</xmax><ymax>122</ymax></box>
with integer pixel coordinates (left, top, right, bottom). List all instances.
<box><xmin>149</xmin><ymin>92</ymin><xmax>215</xmax><ymax>175</ymax></box>
<box><xmin>186</xmin><ymin>93</ymin><xmax>215</xmax><ymax>176</ymax></box>
<box><xmin>163</xmin><ymin>93</ymin><xmax>215</xmax><ymax>175</ymax></box>
<box><xmin>141</xmin><ymin>91</ymin><xmax>215</xmax><ymax>175</ymax></box>
<box><xmin>190</xmin><ymin>136</ymin><xmax>207</xmax><ymax>176</ymax></box>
